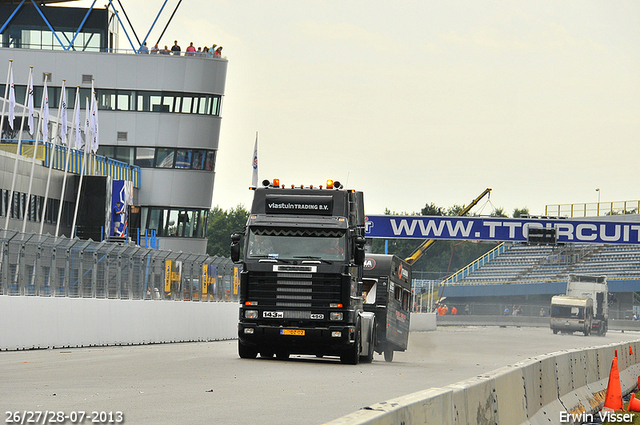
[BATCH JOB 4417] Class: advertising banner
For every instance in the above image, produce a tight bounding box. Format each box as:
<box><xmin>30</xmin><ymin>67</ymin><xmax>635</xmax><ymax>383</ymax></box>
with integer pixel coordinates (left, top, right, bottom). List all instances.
<box><xmin>202</xmin><ymin>264</ymin><xmax>217</xmax><ymax>297</ymax></box>
<box><xmin>264</xmin><ymin>194</ymin><xmax>333</xmax><ymax>215</ymax></box>
<box><xmin>365</xmin><ymin>215</ymin><xmax>640</xmax><ymax>245</ymax></box>
<box><xmin>111</xmin><ymin>180</ymin><xmax>133</xmax><ymax>237</ymax></box>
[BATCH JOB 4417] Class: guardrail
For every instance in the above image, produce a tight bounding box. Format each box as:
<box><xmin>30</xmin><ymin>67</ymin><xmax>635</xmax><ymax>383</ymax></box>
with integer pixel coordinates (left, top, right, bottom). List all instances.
<box><xmin>545</xmin><ymin>200</ymin><xmax>640</xmax><ymax>217</ymax></box>
<box><xmin>1</xmin><ymin>141</ymin><xmax>141</xmax><ymax>189</ymax></box>
<box><xmin>441</xmin><ymin>242</ymin><xmax>507</xmax><ymax>284</ymax></box>
<box><xmin>327</xmin><ymin>340</ymin><xmax>640</xmax><ymax>425</ymax></box>
<box><xmin>0</xmin><ymin>229</ymin><xmax>236</xmax><ymax>301</ymax></box>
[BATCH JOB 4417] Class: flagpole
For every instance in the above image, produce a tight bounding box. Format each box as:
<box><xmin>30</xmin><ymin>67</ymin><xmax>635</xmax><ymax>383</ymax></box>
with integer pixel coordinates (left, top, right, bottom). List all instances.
<box><xmin>5</xmin><ymin>66</ymin><xmax>33</xmax><ymax>230</ymax></box>
<box><xmin>39</xmin><ymin>79</ymin><xmax>65</xmax><ymax>235</ymax></box>
<box><xmin>0</xmin><ymin>60</ymin><xmax>12</xmax><ymax>139</ymax></box>
<box><xmin>56</xmin><ymin>87</ymin><xmax>78</xmax><ymax>238</ymax></box>
<box><xmin>251</xmin><ymin>131</ymin><xmax>258</xmax><ymax>189</ymax></box>
<box><xmin>23</xmin><ymin>74</ymin><xmax>49</xmax><ymax>233</ymax></box>
<box><xmin>71</xmin><ymin>94</ymin><xmax>91</xmax><ymax>238</ymax></box>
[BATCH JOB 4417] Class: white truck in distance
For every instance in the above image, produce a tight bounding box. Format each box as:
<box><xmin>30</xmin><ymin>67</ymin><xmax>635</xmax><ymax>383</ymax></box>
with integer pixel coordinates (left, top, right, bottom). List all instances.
<box><xmin>550</xmin><ymin>274</ymin><xmax>608</xmax><ymax>336</ymax></box>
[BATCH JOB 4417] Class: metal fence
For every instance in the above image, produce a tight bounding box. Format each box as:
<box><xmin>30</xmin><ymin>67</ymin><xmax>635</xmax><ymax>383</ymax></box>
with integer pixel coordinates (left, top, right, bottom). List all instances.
<box><xmin>0</xmin><ymin>230</ymin><xmax>237</xmax><ymax>302</ymax></box>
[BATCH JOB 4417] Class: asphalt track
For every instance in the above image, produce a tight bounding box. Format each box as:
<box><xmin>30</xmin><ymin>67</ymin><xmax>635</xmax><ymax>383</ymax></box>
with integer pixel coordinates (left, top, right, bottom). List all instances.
<box><xmin>2</xmin><ymin>326</ymin><xmax>639</xmax><ymax>425</ymax></box>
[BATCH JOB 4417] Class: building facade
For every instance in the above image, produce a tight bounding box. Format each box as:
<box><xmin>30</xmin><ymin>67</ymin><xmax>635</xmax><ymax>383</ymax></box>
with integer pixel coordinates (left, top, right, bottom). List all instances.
<box><xmin>0</xmin><ymin>2</ymin><xmax>227</xmax><ymax>254</ymax></box>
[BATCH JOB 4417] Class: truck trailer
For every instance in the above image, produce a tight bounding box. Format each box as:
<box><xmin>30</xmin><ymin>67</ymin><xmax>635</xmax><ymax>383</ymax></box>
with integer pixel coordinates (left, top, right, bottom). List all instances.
<box><xmin>362</xmin><ymin>254</ymin><xmax>411</xmax><ymax>362</ymax></box>
<box><xmin>550</xmin><ymin>295</ymin><xmax>593</xmax><ymax>336</ymax></box>
<box><xmin>550</xmin><ymin>274</ymin><xmax>608</xmax><ymax>336</ymax></box>
<box><xmin>231</xmin><ymin>179</ymin><xmax>375</xmax><ymax>364</ymax></box>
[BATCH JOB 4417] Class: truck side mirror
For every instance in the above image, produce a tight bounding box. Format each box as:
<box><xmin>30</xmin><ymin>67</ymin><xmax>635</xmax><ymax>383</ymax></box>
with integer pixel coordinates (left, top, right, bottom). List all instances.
<box><xmin>230</xmin><ymin>232</ymin><xmax>242</xmax><ymax>262</ymax></box>
<box><xmin>354</xmin><ymin>236</ymin><xmax>366</xmax><ymax>266</ymax></box>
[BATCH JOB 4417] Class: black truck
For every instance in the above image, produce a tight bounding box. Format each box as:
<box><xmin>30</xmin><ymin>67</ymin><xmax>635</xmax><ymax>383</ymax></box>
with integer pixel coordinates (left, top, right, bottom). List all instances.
<box><xmin>362</xmin><ymin>254</ymin><xmax>411</xmax><ymax>362</ymax></box>
<box><xmin>231</xmin><ymin>179</ymin><xmax>375</xmax><ymax>364</ymax></box>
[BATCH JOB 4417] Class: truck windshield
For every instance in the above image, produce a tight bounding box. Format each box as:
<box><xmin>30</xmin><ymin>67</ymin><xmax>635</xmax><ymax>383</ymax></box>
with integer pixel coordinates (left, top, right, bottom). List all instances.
<box><xmin>246</xmin><ymin>228</ymin><xmax>346</xmax><ymax>261</ymax></box>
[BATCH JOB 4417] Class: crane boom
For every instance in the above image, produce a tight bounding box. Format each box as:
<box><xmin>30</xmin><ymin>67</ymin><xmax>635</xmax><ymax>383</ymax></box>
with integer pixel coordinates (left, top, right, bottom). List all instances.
<box><xmin>404</xmin><ymin>188</ymin><xmax>492</xmax><ymax>265</ymax></box>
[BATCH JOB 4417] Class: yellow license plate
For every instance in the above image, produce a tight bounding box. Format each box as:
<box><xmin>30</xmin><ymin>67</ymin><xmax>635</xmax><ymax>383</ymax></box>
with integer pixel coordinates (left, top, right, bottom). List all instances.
<box><xmin>280</xmin><ymin>329</ymin><xmax>305</xmax><ymax>336</ymax></box>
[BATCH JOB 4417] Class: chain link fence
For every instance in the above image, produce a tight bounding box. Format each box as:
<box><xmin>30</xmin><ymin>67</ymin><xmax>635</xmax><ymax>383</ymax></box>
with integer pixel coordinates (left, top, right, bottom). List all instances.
<box><xmin>0</xmin><ymin>230</ymin><xmax>237</xmax><ymax>302</ymax></box>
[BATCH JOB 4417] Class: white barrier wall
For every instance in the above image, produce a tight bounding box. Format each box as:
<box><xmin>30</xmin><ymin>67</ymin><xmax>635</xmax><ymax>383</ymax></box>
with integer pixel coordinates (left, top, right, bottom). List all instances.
<box><xmin>409</xmin><ymin>312</ymin><xmax>437</xmax><ymax>332</ymax></box>
<box><xmin>327</xmin><ymin>341</ymin><xmax>640</xmax><ymax>425</ymax></box>
<box><xmin>0</xmin><ymin>296</ymin><xmax>239</xmax><ymax>350</ymax></box>
<box><xmin>1</xmin><ymin>299</ymin><xmax>435</xmax><ymax>351</ymax></box>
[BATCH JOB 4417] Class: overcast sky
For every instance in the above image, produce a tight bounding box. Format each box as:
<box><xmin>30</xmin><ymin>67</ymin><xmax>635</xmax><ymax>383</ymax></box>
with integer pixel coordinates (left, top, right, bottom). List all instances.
<box><xmin>70</xmin><ymin>0</ymin><xmax>640</xmax><ymax>216</ymax></box>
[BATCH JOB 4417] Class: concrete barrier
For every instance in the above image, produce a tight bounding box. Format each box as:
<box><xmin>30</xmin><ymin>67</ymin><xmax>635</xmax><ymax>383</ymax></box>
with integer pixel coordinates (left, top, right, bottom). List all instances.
<box><xmin>435</xmin><ymin>314</ymin><xmax>640</xmax><ymax>332</ymax></box>
<box><xmin>409</xmin><ymin>312</ymin><xmax>436</xmax><ymax>331</ymax></box>
<box><xmin>324</xmin><ymin>341</ymin><xmax>640</xmax><ymax>425</ymax></box>
<box><xmin>0</xmin><ymin>296</ymin><xmax>238</xmax><ymax>350</ymax></box>
<box><xmin>1</xmin><ymin>298</ymin><xmax>436</xmax><ymax>351</ymax></box>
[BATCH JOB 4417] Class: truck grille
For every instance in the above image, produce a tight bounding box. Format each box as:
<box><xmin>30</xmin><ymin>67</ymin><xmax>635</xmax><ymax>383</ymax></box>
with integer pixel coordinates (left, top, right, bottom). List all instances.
<box><xmin>247</xmin><ymin>271</ymin><xmax>341</xmax><ymax>307</ymax></box>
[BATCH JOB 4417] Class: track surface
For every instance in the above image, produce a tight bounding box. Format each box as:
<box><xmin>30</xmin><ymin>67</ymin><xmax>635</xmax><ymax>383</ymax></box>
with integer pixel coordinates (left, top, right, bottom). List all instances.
<box><xmin>2</xmin><ymin>326</ymin><xmax>639</xmax><ymax>425</ymax></box>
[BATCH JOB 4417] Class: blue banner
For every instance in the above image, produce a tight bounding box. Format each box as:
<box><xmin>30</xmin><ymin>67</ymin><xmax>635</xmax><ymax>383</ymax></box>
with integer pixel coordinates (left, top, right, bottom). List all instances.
<box><xmin>364</xmin><ymin>215</ymin><xmax>640</xmax><ymax>244</ymax></box>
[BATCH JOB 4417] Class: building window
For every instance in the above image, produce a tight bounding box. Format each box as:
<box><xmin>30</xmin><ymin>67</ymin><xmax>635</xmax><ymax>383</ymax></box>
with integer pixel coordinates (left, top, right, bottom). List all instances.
<box><xmin>191</xmin><ymin>150</ymin><xmax>206</xmax><ymax>170</ymax></box>
<box><xmin>156</xmin><ymin>148</ymin><xmax>175</xmax><ymax>168</ymax></box>
<box><xmin>98</xmin><ymin>89</ymin><xmax>116</xmax><ymax>110</ymax></box>
<box><xmin>181</xmin><ymin>96</ymin><xmax>193</xmax><ymax>114</ymax></box>
<box><xmin>114</xmin><ymin>147</ymin><xmax>134</xmax><ymax>165</ymax></box>
<box><xmin>117</xmin><ymin>90</ymin><xmax>136</xmax><ymax>111</ymax></box>
<box><xmin>142</xmin><ymin>207</ymin><xmax>208</xmax><ymax>238</ymax></box>
<box><xmin>11</xmin><ymin>85</ymin><xmax>222</xmax><ymax>116</ymax></box>
<box><xmin>99</xmin><ymin>146</ymin><xmax>217</xmax><ymax>171</ymax></box>
<box><xmin>205</xmin><ymin>151</ymin><xmax>215</xmax><ymax>171</ymax></box>
<box><xmin>135</xmin><ymin>147</ymin><xmax>155</xmax><ymax>168</ymax></box>
<box><xmin>175</xmin><ymin>149</ymin><xmax>191</xmax><ymax>169</ymax></box>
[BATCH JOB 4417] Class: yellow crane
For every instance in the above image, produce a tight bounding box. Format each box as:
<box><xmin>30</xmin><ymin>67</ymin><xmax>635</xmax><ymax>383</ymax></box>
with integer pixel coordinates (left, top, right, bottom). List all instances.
<box><xmin>404</xmin><ymin>188</ymin><xmax>492</xmax><ymax>265</ymax></box>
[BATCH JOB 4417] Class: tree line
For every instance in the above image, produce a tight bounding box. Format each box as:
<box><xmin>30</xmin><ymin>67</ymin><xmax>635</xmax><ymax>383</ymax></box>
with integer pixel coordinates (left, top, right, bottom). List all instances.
<box><xmin>206</xmin><ymin>203</ymin><xmax>529</xmax><ymax>280</ymax></box>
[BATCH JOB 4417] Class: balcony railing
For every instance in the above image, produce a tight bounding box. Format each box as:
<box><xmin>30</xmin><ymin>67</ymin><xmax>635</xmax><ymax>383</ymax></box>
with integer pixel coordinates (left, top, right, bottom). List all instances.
<box><xmin>0</xmin><ymin>140</ymin><xmax>140</xmax><ymax>188</ymax></box>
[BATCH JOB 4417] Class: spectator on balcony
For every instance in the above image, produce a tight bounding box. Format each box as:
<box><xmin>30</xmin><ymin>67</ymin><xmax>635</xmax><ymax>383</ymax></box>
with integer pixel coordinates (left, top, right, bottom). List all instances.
<box><xmin>186</xmin><ymin>42</ymin><xmax>196</xmax><ymax>56</ymax></box>
<box><xmin>171</xmin><ymin>40</ymin><xmax>181</xmax><ymax>55</ymax></box>
<box><xmin>151</xmin><ymin>43</ymin><xmax>159</xmax><ymax>54</ymax></box>
<box><xmin>161</xmin><ymin>45</ymin><xmax>170</xmax><ymax>55</ymax></box>
<box><xmin>214</xmin><ymin>46</ymin><xmax>223</xmax><ymax>57</ymax></box>
<box><xmin>196</xmin><ymin>47</ymin><xmax>203</xmax><ymax>56</ymax></box>
<box><xmin>139</xmin><ymin>42</ymin><xmax>149</xmax><ymax>54</ymax></box>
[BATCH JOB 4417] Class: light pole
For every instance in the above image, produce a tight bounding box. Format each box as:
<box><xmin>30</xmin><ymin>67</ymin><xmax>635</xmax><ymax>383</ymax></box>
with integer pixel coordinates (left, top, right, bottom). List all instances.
<box><xmin>596</xmin><ymin>188</ymin><xmax>601</xmax><ymax>216</ymax></box>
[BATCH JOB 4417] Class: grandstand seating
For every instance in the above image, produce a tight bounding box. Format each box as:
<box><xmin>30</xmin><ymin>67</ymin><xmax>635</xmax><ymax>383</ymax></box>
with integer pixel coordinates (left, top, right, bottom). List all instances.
<box><xmin>448</xmin><ymin>243</ymin><xmax>640</xmax><ymax>284</ymax></box>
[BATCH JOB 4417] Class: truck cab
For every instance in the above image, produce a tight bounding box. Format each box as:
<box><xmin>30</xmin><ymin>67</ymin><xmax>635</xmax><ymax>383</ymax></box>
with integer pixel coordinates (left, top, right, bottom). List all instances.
<box><xmin>232</xmin><ymin>179</ymin><xmax>374</xmax><ymax>364</ymax></box>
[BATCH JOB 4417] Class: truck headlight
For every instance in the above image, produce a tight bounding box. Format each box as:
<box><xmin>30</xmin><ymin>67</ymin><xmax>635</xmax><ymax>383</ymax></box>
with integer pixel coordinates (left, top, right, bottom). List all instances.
<box><xmin>330</xmin><ymin>312</ymin><xmax>343</xmax><ymax>321</ymax></box>
<box><xmin>245</xmin><ymin>310</ymin><xmax>258</xmax><ymax>319</ymax></box>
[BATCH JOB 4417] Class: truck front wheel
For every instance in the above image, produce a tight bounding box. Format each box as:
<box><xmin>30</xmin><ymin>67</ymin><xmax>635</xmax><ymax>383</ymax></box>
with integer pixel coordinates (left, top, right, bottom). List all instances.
<box><xmin>340</xmin><ymin>327</ymin><xmax>361</xmax><ymax>365</ymax></box>
<box><xmin>238</xmin><ymin>341</ymin><xmax>258</xmax><ymax>359</ymax></box>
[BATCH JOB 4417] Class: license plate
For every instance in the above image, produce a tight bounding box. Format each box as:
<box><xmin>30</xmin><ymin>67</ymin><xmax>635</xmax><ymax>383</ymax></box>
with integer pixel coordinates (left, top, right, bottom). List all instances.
<box><xmin>280</xmin><ymin>329</ymin><xmax>305</xmax><ymax>336</ymax></box>
<box><xmin>264</xmin><ymin>311</ymin><xmax>283</xmax><ymax>318</ymax></box>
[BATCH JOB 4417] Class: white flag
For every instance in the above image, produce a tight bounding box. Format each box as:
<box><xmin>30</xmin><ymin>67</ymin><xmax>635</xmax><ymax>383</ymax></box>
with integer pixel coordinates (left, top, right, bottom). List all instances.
<box><xmin>83</xmin><ymin>96</ymin><xmax>90</xmax><ymax>149</ymax></box>
<box><xmin>27</xmin><ymin>74</ymin><xmax>34</xmax><ymax>134</ymax></box>
<box><xmin>251</xmin><ymin>133</ymin><xmax>258</xmax><ymax>188</ymax></box>
<box><xmin>42</xmin><ymin>80</ymin><xmax>49</xmax><ymax>142</ymax></box>
<box><xmin>60</xmin><ymin>86</ymin><xmax>67</xmax><ymax>143</ymax></box>
<box><xmin>73</xmin><ymin>89</ymin><xmax>82</xmax><ymax>150</ymax></box>
<box><xmin>8</xmin><ymin>69</ymin><xmax>15</xmax><ymax>129</ymax></box>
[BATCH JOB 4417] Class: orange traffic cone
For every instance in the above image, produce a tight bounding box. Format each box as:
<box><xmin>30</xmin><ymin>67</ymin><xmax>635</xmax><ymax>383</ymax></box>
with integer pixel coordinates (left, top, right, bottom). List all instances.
<box><xmin>629</xmin><ymin>393</ymin><xmax>640</xmax><ymax>412</ymax></box>
<box><xmin>604</xmin><ymin>350</ymin><xmax>623</xmax><ymax>411</ymax></box>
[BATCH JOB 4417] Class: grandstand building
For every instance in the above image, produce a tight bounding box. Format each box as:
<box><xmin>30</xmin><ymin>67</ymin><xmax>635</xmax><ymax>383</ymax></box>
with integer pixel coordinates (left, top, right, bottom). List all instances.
<box><xmin>440</xmin><ymin>240</ymin><xmax>640</xmax><ymax>319</ymax></box>
<box><xmin>0</xmin><ymin>1</ymin><xmax>226</xmax><ymax>254</ymax></box>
